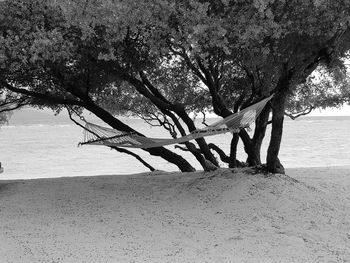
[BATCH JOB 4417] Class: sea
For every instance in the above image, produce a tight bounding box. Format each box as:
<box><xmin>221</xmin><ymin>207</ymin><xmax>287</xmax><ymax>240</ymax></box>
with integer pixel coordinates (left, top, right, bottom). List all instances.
<box><xmin>1</xmin><ymin>109</ymin><xmax>350</xmax><ymax>180</ymax></box>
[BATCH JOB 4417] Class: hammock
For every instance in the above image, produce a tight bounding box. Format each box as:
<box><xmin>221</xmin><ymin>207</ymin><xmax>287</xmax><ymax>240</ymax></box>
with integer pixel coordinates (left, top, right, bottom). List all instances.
<box><xmin>80</xmin><ymin>95</ymin><xmax>273</xmax><ymax>149</ymax></box>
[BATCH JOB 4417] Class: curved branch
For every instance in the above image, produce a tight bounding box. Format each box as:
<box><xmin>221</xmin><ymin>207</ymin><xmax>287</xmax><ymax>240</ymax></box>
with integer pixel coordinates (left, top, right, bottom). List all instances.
<box><xmin>201</xmin><ymin>111</ymin><xmax>209</xmax><ymax>126</ymax></box>
<box><xmin>208</xmin><ymin>143</ymin><xmax>230</xmax><ymax>163</ymax></box>
<box><xmin>208</xmin><ymin>142</ymin><xmax>245</xmax><ymax>168</ymax></box>
<box><xmin>0</xmin><ymin>103</ymin><xmax>26</xmax><ymax>113</ymax></box>
<box><xmin>175</xmin><ymin>142</ymin><xmax>218</xmax><ymax>171</ymax></box>
<box><xmin>67</xmin><ymin>107</ymin><xmax>156</xmax><ymax>172</ymax></box>
<box><xmin>137</xmin><ymin>111</ymin><xmax>177</xmax><ymax>138</ymax></box>
<box><xmin>170</xmin><ymin>47</ymin><xmax>208</xmax><ymax>85</ymax></box>
<box><xmin>195</xmin><ymin>57</ymin><xmax>232</xmax><ymax>117</ymax></box>
<box><xmin>139</xmin><ymin>71</ymin><xmax>170</xmax><ymax>104</ymax></box>
<box><xmin>110</xmin><ymin>146</ymin><xmax>156</xmax><ymax>172</ymax></box>
<box><xmin>0</xmin><ymin>97</ymin><xmax>31</xmax><ymax>113</ymax></box>
<box><xmin>174</xmin><ymin>145</ymin><xmax>190</xmax><ymax>152</ymax></box>
<box><xmin>122</xmin><ymin>74</ymin><xmax>172</xmax><ymax>110</ymax></box>
<box><xmin>123</xmin><ymin>72</ymin><xmax>219</xmax><ymax>166</ymax></box>
<box><xmin>2</xmin><ymin>82</ymin><xmax>85</xmax><ymax>107</ymax></box>
<box><xmin>285</xmin><ymin>106</ymin><xmax>314</xmax><ymax>120</ymax></box>
<box><xmin>164</xmin><ymin>109</ymin><xmax>218</xmax><ymax>170</ymax></box>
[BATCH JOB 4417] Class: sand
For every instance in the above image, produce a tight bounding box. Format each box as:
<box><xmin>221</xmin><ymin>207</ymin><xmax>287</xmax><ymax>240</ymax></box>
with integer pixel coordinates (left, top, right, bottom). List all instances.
<box><xmin>0</xmin><ymin>166</ymin><xmax>349</xmax><ymax>263</ymax></box>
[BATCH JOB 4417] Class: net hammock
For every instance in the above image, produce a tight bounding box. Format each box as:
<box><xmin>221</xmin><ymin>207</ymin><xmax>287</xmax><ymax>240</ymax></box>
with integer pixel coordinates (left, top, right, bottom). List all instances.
<box><xmin>80</xmin><ymin>95</ymin><xmax>273</xmax><ymax>149</ymax></box>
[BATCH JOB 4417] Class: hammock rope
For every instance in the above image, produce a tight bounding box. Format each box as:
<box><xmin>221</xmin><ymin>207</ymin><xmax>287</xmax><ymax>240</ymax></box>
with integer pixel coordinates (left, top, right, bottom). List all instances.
<box><xmin>80</xmin><ymin>95</ymin><xmax>273</xmax><ymax>149</ymax></box>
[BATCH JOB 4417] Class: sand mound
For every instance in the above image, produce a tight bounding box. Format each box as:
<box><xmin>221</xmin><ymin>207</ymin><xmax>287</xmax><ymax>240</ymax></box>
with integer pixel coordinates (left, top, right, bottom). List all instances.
<box><xmin>0</xmin><ymin>168</ymin><xmax>349</xmax><ymax>262</ymax></box>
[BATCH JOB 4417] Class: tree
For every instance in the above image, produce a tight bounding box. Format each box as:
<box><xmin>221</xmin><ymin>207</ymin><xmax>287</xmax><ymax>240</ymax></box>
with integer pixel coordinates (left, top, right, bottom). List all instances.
<box><xmin>1</xmin><ymin>0</ymin><xmax>350</xmax><ymax>173</ymax></box>
<box><xmin>233</xmin><ymin>0</ymin><xmax>350</xmax><ymax>172</ymax></box>
<box><xmin>285</xmin><ymin>65</ymin><xmax>350</xmax><ymax>119</ymax></box>
<box><xmin>0</xmin><ymin>0</ymin><xmax>196</xmax><ymax>172</ymax></box>
<box><xmin>120</xmin><ymin>0</ymin><xmax>350</xmax><ymax>172</ymax></box>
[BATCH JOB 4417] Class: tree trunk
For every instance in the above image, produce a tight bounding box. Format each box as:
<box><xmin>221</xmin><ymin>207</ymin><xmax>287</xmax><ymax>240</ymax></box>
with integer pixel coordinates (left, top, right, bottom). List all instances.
<box><xmin>239</xmin><ymin>129</ymin><xmax>260</xmax><ymax>166</ymax></box>
<box><xmin>175</xmin><ymin>107</ymin><xmax>219</xmax><ymax>166</ymax></box>
<box><xmin>251</xmin><ymin>105</ymin><xmax>271</xmax><ymax>163</ymax></box>
<box><xmin>83</xmin><ymin>98</ymin><xmax>196</xmax><ymax>172</ymax></box>
<box><xmin>266</xmin><ymin>91</ymin><xmax>287</xmax><ymax>174</ymax></box>
<box><xmin>229</xmin><ymin>133</ymin><xmax>239</xmax><ymax>168</ymax></box>
<box><xmin>126</xmin><ymin>74</ymin><xmax>218</xmax><ymax>168</ymax></box>
<box><xmin>163</xmin><ymin>108</ymin><xmax>218</xmax><ymax>170</ymax></box>
<box><xmin>176</xmin><ymin>142</ymin><xmax>218</xmax><ymax>171</ymax></box>
<box><xmin>68</xmin><ymin>108</ymin><xmax>157</xmax><ymax>172</ymax></box>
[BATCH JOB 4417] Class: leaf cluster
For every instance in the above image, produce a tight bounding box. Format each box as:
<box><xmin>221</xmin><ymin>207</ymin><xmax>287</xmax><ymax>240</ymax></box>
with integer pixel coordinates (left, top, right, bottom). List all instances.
<box><xmin>1</xmin><ymin>0</ymin><xmax>350</xmax><ymax>119</ymax></box>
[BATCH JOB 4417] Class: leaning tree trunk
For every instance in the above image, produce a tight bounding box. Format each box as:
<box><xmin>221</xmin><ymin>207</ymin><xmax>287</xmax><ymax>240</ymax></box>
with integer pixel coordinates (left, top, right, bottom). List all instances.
<box><xmin>266</xmin><ymin>90</ymin><xmax>288</xmax><ymax>174</ymax></box>
<box><xmin>239</xmin><ymin>129</ymin><xmax>261</xmax><ymax>166</ymax></box>
<box><xmin>174</xmin><ymin>107</ymin><xmax>219</xmax><ymax>166</ymax></box>
<box><xmin>228</xmin><ymin>133</ymin><xmax>240</xmax><ymax>168</ymax></box>
<box><xmin>83</xmin><ymin>97</ymin><xmax>196</xmax><ymax>172</ymax></box>
<box><xmin>126</xmin><ymin>73</ymin><xmax>218</xmax><ymax>168</ymax></box>
<box><xmin>251</xmin><ymin>105</ymin><xmax>271</xmax><ymax>163</ymax></box>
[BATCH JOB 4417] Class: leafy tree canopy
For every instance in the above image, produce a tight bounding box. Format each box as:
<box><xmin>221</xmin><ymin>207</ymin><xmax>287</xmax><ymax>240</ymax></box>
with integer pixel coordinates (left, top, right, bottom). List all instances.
<box><xmin>1</xmin><ymin>0</ymin><xmax>350</xmax><ymax>173</ymax></box>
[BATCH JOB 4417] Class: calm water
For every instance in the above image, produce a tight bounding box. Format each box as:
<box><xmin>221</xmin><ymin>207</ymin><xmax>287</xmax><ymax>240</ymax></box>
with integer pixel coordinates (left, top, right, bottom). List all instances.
<box><xmin>1</xmin><ymin>111</ymin><xmax>350</xmax><ymax>180</ymax></box>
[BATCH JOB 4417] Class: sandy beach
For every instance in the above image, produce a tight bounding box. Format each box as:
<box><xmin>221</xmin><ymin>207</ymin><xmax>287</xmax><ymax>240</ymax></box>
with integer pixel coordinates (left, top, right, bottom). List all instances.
<box><xmin>0</xmin><ymin>166</ymin><xmax>349</xmax><ymax>263</ymax></box>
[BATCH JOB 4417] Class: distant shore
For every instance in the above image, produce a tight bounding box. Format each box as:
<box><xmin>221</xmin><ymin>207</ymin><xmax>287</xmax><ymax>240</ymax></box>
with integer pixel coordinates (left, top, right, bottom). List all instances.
<box><xmin>0</xmin><ymin>167</ymin><xmax>349</xmax><ymax>262</ymax></box>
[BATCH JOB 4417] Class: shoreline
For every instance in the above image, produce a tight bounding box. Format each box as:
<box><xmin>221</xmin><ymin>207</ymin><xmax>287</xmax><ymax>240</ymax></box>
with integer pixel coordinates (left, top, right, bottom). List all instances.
<box><xmin>1</xmin><ymin>165</ymin><xmax>350</xmax><ymax>182</ymax></box>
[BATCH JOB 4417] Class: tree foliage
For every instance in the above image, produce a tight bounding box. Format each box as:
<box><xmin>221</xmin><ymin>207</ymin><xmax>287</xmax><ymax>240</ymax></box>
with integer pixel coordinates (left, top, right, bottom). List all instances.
<box><xmin>286</xmin><ymin>65</ymin><xmax>350</xmax><ymax>119</ymax></box>
<box><xmin>1</xmin><ymin>0</ymin><xmax>350</xmax><ymax>173</ymax></box>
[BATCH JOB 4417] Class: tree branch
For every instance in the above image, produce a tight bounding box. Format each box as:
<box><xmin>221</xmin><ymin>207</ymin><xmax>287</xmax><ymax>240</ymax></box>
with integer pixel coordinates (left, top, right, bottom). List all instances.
<box><xmin>136</xmin><ymin>110</ymin><xmax>178</xmax><ymax>138</ymax></box>
<box><xmin>66</xmin><ymin>107</ymin><xmax>156</xmax><ymax>172</ymax></box>
<box><xmin>208</xmin><ymin>143</ymin><xmax>230</xmax><ymax>163</ymax></box>
<box><xmin>201</xmin><ymin>111</ymin><xmax>209</xmax><ymax>126</ymax></box>
<box><xmin>174</xmin><ymin>145</ymin><xmax>190</xmax><ymax>152</ymax></box>
<box><xmin>139</xmin><ymin>71</ymin><xmax>170</xmax><ymax>104</ymax></box>
<box><xmin>170</xmin><ymin>46</ymin><xmax>208</xmax><ymax>85</ymax></box>
<box><xmin>285</xmin><ymin>105</ymin><xmax>315</xmax><ymax>120</ymax></box>
<box><xmin>175</xmin><ymin>142</ymin><xmax>218</xmax><ymax>171</ymax></box>
<box><xmin>0</xmin><ymin>97</ymin><xmax>31</xmax><ymax>113</ymax></box>
<box><xmin>121</xmin><ymin>69</ymin><xmax>219</xmax><ymax>167</ymax></box>
<box><xmin>195</xmin><ymin>56</ymin><xmax>232</xmax><ymax>117</ymax></box>
<box><xmin>2</xmin><ymin>82</ymin><xmax>85</xmax><ymax>107</ymax></box>
<box><xmin>122</xmin><ymin>73</ymin><xmax>172</xmax><ymax>111</ymax></box>
<box><xmin>0</xmin><ymin>103</ymin><xmax>25</xmax><ymax>113</ymax></box>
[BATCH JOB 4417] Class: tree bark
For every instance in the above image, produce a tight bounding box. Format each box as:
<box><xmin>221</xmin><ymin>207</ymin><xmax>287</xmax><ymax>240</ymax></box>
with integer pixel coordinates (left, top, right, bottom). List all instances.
<box><xmin>126</xmin><ymin>73</ymin><xmax>218</xmax><ymax>167</ymax></box>
<box><xmin>208</xmin><ymin>135</ymin><xmax>244</xmax><ymax>168</ymax></box>
<box><xmin>82</xmin><ymin>97</ymin><xmax>196</xmax><ymax>172</ymax></box>
<box><xmin>161</xmin><ymin>108</ymin><xmax>218</xmax><ymax>170</ymax></box>
<box><xmin>266</xmin><ymin>91</ymin><xmax>287</xmax><ymax>174</ymax></box>
<box><xmin>251</xmin><ymin>105</ymin><xmax>271</xmax><ymax>163</ymax></box>
<box><xmin>182</xmin><ymin>54</ymin><xmax>266</xmax><ymax>167</ymax></box>
<box><xmin>229</xmin><ymin>133</ymin><xmax>240</xmax><ymax>168</ymax></box>
<box><xmin>208</xmin><ymin>143</ymin><xmax>230</xmax><ymax>163</ymax></box>
<box><xmin>174</xmin><ymin>107</ymin><xmax>219</xmax><ymax>166</ymax></box>
<box><xmin>67</xmin><ymin>106</ymin><xmax>156</xmax><ymax>172</ymax></box>
<box><xmin>176</xmin><ymin>143</ymin><xmax>218</xmax><ymax>171</ymax></box>
<box><xmin>239</xmin><ymin>129</ymin><xmax>260</xmax><ymax>166</ymax></box>
<box><xmin>5</xmin><ymin>80</ymin><xmax>196</xmax><ymax>172</ymax></box>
